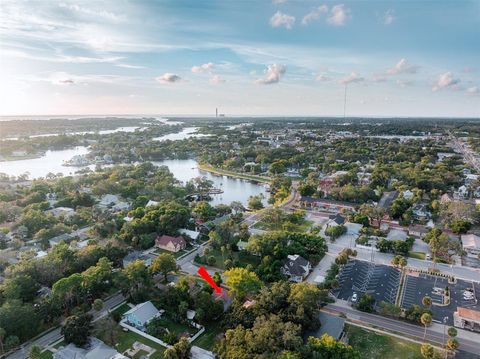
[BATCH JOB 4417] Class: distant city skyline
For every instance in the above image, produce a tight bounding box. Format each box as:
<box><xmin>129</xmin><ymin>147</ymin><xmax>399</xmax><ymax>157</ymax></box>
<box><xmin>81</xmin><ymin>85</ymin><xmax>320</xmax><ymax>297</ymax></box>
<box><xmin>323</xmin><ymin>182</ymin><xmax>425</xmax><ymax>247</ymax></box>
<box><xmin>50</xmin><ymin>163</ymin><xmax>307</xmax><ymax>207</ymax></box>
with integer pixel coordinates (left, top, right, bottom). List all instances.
<box><xmin>1</xmin><ymin>0</ymin><xmax>479</xmax><ymax>117</ymax></box>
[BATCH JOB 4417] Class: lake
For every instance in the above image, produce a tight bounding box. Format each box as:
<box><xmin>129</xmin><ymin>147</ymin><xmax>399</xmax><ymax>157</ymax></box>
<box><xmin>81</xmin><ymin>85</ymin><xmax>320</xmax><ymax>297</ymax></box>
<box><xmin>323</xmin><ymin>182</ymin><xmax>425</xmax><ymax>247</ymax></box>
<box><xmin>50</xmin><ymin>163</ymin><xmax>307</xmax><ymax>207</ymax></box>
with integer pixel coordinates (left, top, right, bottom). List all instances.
<box><xmin>152</xmin><ymin>159</ymin><xmax>268</xmax><ymax>206</ymax></box>
<box><xmin>0</xmin><ymin>146</ymin><xmax>92</xmax><ymax>178</ymax></box>
<box><xmin>0</xmin><ymin>151</ymin><xmax>267</xmax><ymax>206</ymax></box>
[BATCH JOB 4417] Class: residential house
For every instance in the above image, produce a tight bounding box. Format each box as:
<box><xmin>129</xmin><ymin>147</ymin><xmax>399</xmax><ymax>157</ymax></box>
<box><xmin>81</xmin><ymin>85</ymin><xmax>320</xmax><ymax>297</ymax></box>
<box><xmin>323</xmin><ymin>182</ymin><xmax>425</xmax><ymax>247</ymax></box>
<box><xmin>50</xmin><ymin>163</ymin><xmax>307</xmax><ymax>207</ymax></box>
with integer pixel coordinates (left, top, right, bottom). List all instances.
<box><xmin>298</xmin><ymin>197</ymin><xmax>355</xmax><ymax>213</ymax></box>
<box><xmin>308</xmin><ymin>312</ymin><xmax>345</xmax><ymax>341</ymax></box>
<box><xmin>454</xmin><ymin>185</ymin><xmax>469</xmax><ymax>200</ymax></box>
<box><xmin>46</xmin><ymin>206</ymin><xmax>75</xmax><ymax>219</ymax></box>
<box><xmin>461</xmin><ymin>234</ymin><xmax>480</xmax><ymax>257</ymax></box>
<box><xmin>146</xmin><ymin>200</ymin><xmax>159</xmax><ymax>207</ymax></box>
<box><xmin>122</xmin><ymin>301</ymin><xmax>162</xmax><ymax>330</ymax></box>
<box><xmin>98</xmin><ymin>194</ymin><xmax>130</xmax><ymax>212</ymax></box>
<box><xmin>408</xmin><ymin>225</ymin><xmax>428</xmax><ymax>238</ymax></box>
<box><xmin>377</xmin><ymin>191</ymin><xmax>399</xmax><ymax>211</ymax></box>
<box><xmin>54</xmin><ymin>337</ymin><xmax>127</xmax><ymax>359</ymax></box>
<box><xmin>454</xmin><ymin>307</ymin><xmax>480</xmax><ymax>332</ymax></box>
<box><xmin>386</xmin><ymin>229</ymin><xmax>408</xmax><ymax>242</ymax></box>
<box><xmin>402</xmin><ymin>190</ymin><xmax>414</xmax><ymax>200</ymax></box>
<box><xmin>179</xmin><ymin>228</ymin><xmax>201</xmax><ymax>241</ymax></box>
<box><xmin>156</xmin><ymin>234</ymin><xmax>187</xmax><ymax>253</ymax></box>
<box><xmin>281</xmin><ymin>254</ymin><xmax>311</xmax><ymax>282</ymax></box>
<box><xmin>412</xmin><ymin>204</ymin><xmax>431</xmax><ymax>221</ymax></box>
<box><xmin>49</xmin><ymin>233</ymin><xmax>73</xmax><ymax>247</ymax></box>
<box><xmin>326</xmin><ymin>213</ymin><xmax>346</xmax><ymax>228</ymax></box>
<box><xmin>122</xmin><ymin>251</ymin><xmax>155</xmax><ymax>267</ymax></box>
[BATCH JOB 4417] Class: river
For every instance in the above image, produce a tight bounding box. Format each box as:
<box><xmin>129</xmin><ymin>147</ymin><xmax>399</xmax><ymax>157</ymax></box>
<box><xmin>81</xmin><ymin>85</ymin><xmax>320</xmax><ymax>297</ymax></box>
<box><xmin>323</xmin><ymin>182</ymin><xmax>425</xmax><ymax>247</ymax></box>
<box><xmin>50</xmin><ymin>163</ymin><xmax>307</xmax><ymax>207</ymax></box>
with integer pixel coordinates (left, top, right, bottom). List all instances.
<box><xmin>152</xmin><ymin>127</ymin><xmax>210</xmax><ymax>141</ymax></box>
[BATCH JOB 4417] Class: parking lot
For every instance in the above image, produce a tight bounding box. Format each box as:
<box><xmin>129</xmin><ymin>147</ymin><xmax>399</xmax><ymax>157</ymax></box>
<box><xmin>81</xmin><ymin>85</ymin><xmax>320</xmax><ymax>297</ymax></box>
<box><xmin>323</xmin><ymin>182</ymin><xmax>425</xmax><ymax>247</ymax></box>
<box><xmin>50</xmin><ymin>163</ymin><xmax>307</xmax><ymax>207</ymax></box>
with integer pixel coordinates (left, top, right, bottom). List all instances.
<box><xmin>334</xmin><ymin>260</ymin><xmax>401</xmax><ymax>307</ymax></box>
<box><xmin>400</xmin><ymin>272</ymin><xmax>480</xmax><ymax>325</ymax></box>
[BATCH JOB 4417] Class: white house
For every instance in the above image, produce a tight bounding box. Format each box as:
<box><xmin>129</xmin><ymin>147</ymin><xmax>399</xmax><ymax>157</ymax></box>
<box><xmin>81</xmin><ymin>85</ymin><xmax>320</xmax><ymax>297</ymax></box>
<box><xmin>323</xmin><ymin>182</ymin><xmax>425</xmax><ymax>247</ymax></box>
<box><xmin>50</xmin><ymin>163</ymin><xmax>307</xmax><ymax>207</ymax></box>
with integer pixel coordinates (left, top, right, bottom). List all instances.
<box><xmin>54</xmin><ymin>337</ymin><xmax>127</xmax><ymax>359</ymax></box>
<box><xmin>46</xmin><ymin>207</ymin><xmax>75</xmax><ymax>218</ymax></box>
<box><xmin>281</xmin><ymin>254</ymin><xmax>311</xmax><ymax>282</ymax></box>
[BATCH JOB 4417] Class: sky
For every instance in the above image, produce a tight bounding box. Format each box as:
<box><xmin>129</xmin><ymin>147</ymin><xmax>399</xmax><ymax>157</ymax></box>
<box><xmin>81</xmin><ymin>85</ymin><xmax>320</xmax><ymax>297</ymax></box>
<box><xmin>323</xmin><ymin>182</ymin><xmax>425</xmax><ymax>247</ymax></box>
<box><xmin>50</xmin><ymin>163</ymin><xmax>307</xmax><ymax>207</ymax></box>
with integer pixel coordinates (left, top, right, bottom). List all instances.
<box><xmin>0</xmin><ymin>0</ymin><xmax>479</xmax><ymax>117</ymax></box>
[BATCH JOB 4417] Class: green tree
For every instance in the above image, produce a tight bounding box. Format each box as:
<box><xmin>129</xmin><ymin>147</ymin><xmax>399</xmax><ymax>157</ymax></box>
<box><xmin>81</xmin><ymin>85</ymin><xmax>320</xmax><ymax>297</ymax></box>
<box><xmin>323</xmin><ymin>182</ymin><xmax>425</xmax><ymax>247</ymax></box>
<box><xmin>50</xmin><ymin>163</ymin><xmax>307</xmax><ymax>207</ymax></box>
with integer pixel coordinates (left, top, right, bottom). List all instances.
<box><xmin>92</xmin><ymin>299</ymin><xmax>104</xmax><ymax>311</ymax></box>
<box><xmin>248</xmin><ymin>195</ymin><xmax>264</xmax><ymax>210</ymax></box>
<box><xmin>420</xmin><ymin>312</ymin><xmax>432</xmax><ymax>341</ymax></box>
<box><xmin>357</xmin><ymin>294</ymin><xmax>375</xmax><ymax>313</ymax></box>
<box><xmin>224</xmin><ymin>268</ymin><xmax>262</xmax><ymax>300</ymax></box>
<box><xmin>163</xmin><ymin>337</ymin><xmax>191</xmax><ymax>359</ymax></box>
<box><xmin>28</xmin><ymin>345</ymin><xmax>42</xmax><ymax>359</ymax></box>
<box><xmin>0</xmin><ymin>327</ymin><xmax>5</xmax><ymax>354</ymax></box>
<box><xmin>150</xmin><ymin>253</ymin><xmax>177</xmax><ymax>282</ymax></box>
<box><xmin>422</xmin><ymin>296</ymin><xmax>432</xmax><ymax>308</ymax></box>
<box><xmin>115</xmin><ymin>260</ymin><xmax>152</xmax><ymax>302</ymax></box>
<box><xmin>305</xmin><ymin>334</ymin><xmax>360</xmax><ymax>358</ymax></box>
<box><xmin>62</xmin><ymin>314</ymin><xmax>93</xmax><ymax>347</ymax></box>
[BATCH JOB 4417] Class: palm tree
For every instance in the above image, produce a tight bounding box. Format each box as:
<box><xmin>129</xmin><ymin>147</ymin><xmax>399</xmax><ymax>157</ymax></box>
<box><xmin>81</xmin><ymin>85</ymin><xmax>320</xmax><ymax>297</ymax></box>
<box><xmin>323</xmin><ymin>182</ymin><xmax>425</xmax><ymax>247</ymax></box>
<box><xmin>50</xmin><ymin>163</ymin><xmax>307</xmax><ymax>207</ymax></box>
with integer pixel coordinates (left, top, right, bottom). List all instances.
<box><xmin>422</xmin><ymin>296</ymin><xmax>432</xmax><ymax>308</ymax></box>
<box><xmin>447</xmin><ymin>338</ymin><xmax>459</xmax><ymax>352</ymax></box>
<box><xmin>421</xmin><ymin>312</ymin><xmax>432</xmax><ymax>341</ymax></box>
<box><xmin>421</xmin><ymin>343</ymin><xmax>435</xmax><ymax>359</ymax></box>
<box><xmin>28</xmin><ymin>345</ymin><xmax>42</xmax><ymax>359</ymax></box>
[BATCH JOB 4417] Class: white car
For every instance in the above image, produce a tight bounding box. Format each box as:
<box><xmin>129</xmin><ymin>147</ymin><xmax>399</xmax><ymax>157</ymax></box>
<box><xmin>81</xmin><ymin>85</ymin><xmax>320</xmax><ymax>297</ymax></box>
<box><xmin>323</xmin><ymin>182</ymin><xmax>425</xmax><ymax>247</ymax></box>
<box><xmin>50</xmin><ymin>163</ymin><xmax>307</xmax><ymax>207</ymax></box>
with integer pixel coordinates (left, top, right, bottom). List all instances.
<box><xmin>351</xmin><ymin>293</ymin><xmax>358</xmax><ymax>303</ymax></box>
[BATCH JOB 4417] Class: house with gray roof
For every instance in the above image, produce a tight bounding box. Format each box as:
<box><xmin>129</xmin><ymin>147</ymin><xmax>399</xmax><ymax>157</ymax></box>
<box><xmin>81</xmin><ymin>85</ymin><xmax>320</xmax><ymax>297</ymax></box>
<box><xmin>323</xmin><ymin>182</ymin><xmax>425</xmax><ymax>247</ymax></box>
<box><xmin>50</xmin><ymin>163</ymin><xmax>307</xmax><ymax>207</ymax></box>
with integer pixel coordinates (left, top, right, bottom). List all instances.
<box><xmin>122</xmin><ymin>301</ymin><xmax>162</xmax><ymax>330</ymax></box>
<box><xmin>307</xmin><ymin>312</ymin><xmax>345</xmax><ymax>341</ymax></box>
<box><xmin>281</xmin><ymin>254</ymin><xmax>311</xmax><ymax>282</ymax></box>
<box><xmin>54</xmin><ymin>337</ymin><xmax>126</xmax><ymax>359</ymax></box>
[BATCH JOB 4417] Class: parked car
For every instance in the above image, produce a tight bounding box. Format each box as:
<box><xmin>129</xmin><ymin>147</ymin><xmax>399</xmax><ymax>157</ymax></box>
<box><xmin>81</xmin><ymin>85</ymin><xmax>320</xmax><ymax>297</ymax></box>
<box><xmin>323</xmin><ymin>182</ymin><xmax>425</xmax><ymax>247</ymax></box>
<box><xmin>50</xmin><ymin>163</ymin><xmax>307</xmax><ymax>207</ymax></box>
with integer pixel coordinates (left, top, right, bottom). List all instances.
<box><xmin>351</xmin><ymin>293</ymin><xmax>358</xmax><ymax>303</ymax></box>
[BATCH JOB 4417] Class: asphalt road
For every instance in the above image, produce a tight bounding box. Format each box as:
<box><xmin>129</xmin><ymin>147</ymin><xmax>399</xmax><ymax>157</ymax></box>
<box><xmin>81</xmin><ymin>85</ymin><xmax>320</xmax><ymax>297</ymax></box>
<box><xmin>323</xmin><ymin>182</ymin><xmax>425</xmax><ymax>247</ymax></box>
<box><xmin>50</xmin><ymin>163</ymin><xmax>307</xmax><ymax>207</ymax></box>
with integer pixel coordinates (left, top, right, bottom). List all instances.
<box><xmin>7</xmin><ymin>292</ymin><xmax>125</xmax><ymax>359</ymax></box>
<box><xmin>326</xmin><ymin>303</ymin><xmax>480</xmax><ymax>357</ymax></box>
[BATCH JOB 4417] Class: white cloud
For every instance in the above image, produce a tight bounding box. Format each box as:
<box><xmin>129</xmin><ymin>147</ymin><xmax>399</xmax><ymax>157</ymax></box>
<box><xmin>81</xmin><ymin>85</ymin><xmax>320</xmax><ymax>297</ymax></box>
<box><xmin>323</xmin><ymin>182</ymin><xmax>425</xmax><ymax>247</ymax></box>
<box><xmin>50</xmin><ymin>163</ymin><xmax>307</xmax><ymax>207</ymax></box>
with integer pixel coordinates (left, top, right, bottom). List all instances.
<box><xmin>58</xmin><ymin>3</ymin><xmax>124</xmax><ymax>23</ymax></box>
<box><xmin>385</xmin><ymin>58</ymin><xmax>419</xmax><ymax>75</ymax></box>
<box><xmin>272</xmin><ymin>0</ymin><xmax>288</xmax><ymax>4</ymax></box>
<box><xmin>302</xmin><ymin>5</ymin><xmax>329</xmax><ymax>25</ymax></box>
<box><xmin>383</xmin><ymin>9</ymin><xmax>395</xmax><ymax>25</ymax></box>
<box><xmin>466</xmin><ymin>86</ymin><xmax>479</xmax><ymax>94</ymax></box>
<box><xmin>372</xmin><ymin>75</ymin><xmax>387</xmax><ymax>83</ymax></box>
<box><xmin>316</xmin><ymin>74</ymin><xmax>332</xmax><ymax>82</ymax></box>
<box><xmin>327</xmin><ymin>5</ymin><xmax>351</xmax><ymax>26</ymax></box>
<box><xmin>116</xmin><ymin>63</ymin><xmax>146</xmax><ymax>69</ymax></box>
<box><xmin>339</xmin><ymin>72</ymin><xmax>364</xmax><ymax>85</ymax></box>
<box><xmin>156</xmin><ymin>73</ymin><xmax>182</xmax><ymax>83</ymax></box>
<box><xmin>191</xmin><ymin>62</ymin><xmax>215</xmax><ymax>73</ymax></box>
<box><xmin>269</xmin><ymin>11</ymin><xmax>295</xmax><ymax>29</ymax></box>
<box><xmin>432</xmin><ymin>72</ymin><xmax>460</xmax><ymax>91</ymax></box>
<box><xmin>210</xmin><ymin>75</ymin><xmax>225</xmax><ymax>84</ymax></box>
<box><xmin>256</xmin><ymin>64</ymin><xmax>286</xmax><ymax>85</ymax></box>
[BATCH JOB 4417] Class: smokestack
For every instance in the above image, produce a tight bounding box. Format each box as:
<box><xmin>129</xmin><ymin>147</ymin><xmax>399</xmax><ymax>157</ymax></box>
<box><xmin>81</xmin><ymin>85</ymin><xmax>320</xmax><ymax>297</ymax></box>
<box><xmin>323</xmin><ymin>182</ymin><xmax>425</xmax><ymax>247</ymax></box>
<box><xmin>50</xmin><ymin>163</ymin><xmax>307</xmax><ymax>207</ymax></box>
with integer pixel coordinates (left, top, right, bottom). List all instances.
<box><xmin>215</xmin><ymin>108</ymin><xmax>218</xmax><ymax>118</ymax></box>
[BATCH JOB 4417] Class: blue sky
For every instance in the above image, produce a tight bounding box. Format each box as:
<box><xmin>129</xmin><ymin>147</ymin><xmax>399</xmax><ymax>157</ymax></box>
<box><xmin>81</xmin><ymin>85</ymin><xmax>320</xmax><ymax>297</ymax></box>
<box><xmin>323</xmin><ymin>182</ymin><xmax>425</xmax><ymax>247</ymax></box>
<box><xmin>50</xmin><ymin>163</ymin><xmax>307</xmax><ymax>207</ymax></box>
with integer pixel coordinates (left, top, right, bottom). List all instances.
<box><xmin>0</xmin><ymin>0</ymin><xmax>479</xmax><ymax>117</ymax></box>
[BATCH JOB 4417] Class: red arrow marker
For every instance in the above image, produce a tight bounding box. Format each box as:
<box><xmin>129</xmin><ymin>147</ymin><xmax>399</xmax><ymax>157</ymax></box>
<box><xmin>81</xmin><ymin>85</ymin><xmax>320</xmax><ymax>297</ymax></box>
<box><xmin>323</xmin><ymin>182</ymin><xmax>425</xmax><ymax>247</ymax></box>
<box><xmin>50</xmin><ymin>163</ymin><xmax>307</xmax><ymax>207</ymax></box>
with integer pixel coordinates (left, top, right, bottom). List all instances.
<box><xmin>197</xmin><ymin>266</ymin><xmax>222</xmax><ymax>294</ymax></box>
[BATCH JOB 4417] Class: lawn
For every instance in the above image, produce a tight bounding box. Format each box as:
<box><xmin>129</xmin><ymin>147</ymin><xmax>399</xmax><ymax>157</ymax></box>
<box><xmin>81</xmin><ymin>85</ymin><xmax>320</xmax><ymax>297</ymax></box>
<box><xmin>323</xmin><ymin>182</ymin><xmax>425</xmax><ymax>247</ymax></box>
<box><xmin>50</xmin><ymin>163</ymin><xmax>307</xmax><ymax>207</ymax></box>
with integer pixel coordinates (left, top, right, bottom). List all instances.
<box><xmin>197</xmin><ymin>248</ymin><xmax>260</xmax><ymax>270</ymax></box>
<box><xmin>346</xmin><ymin>325</ymin><xmax>423</xmax><ymax>359</ymax></box>
<box><xmin>253</xmin><ymin>219</ymin><xmax>314</xmax><ymax>232</ymax></box>
<box><xmin>153</xmin><ymin>246</ymin><xmax>193</xmax><ymax>259</ymax></box>
<box><xmin>192</xmin><ymin>320</ymin><xmax>223</xmax><ymax>350</ymax></box>
<box><xmin>409</xmin><ymin>251</ymin><xmax>426</xmax><ymax>260</ymax></box>
<box><xmin>133</xmin><ymin>349</ymin><xmax>149</xmax><ymax>359</ymax></box>
<box><xmin>38</xmin><ymin>350</ymin><xmax>54</xmax><ymax>359</ymax></box>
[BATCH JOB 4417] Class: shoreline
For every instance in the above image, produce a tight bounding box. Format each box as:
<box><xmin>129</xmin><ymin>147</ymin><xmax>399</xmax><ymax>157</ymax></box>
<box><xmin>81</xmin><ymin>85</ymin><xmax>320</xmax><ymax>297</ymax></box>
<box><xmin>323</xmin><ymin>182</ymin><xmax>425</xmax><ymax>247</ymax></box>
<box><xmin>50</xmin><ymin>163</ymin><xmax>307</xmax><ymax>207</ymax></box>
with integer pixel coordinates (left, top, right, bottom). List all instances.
<box><xmin>197</xmin><ymin>163</ymin><xmax>272</xmax><ymax>183</ymax></box>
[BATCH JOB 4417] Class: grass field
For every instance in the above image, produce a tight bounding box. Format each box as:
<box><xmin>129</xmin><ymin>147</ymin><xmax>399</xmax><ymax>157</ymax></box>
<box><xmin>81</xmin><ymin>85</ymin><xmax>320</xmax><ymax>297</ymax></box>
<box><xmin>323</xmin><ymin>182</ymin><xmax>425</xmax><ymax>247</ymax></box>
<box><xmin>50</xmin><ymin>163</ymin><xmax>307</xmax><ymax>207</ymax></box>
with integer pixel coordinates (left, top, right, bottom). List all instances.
<box><xmin>346</xmin><ymin>325</ymin><xmax>423</xmax><ymax>359</ymax></box>
<box><xmin>197</xmin><ymin>248</ymin><xmax>260</xmax><ymax>270</ymax></box>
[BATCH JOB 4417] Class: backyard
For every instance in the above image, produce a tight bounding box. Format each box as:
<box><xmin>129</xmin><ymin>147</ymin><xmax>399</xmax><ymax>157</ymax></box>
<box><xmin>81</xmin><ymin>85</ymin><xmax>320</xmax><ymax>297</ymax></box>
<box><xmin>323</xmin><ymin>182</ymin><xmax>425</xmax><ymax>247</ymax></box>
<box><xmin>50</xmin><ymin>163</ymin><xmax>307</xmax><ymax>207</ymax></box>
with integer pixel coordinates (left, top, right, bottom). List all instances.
<box><xmin>196</xmin><ymin>248</ymin><xmax>260</xmax><ymax>270</ymax></box>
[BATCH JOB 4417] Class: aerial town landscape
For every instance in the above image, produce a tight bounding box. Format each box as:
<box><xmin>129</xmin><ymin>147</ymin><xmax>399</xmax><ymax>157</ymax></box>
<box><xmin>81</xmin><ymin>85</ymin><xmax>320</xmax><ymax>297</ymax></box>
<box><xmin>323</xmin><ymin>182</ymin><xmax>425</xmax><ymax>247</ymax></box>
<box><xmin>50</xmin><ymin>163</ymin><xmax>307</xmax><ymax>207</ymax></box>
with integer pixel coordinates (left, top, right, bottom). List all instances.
<box><xmin>0</xmin><ymin>1</ymin><xmax>479</xmax><ymax>359</ymax></box>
